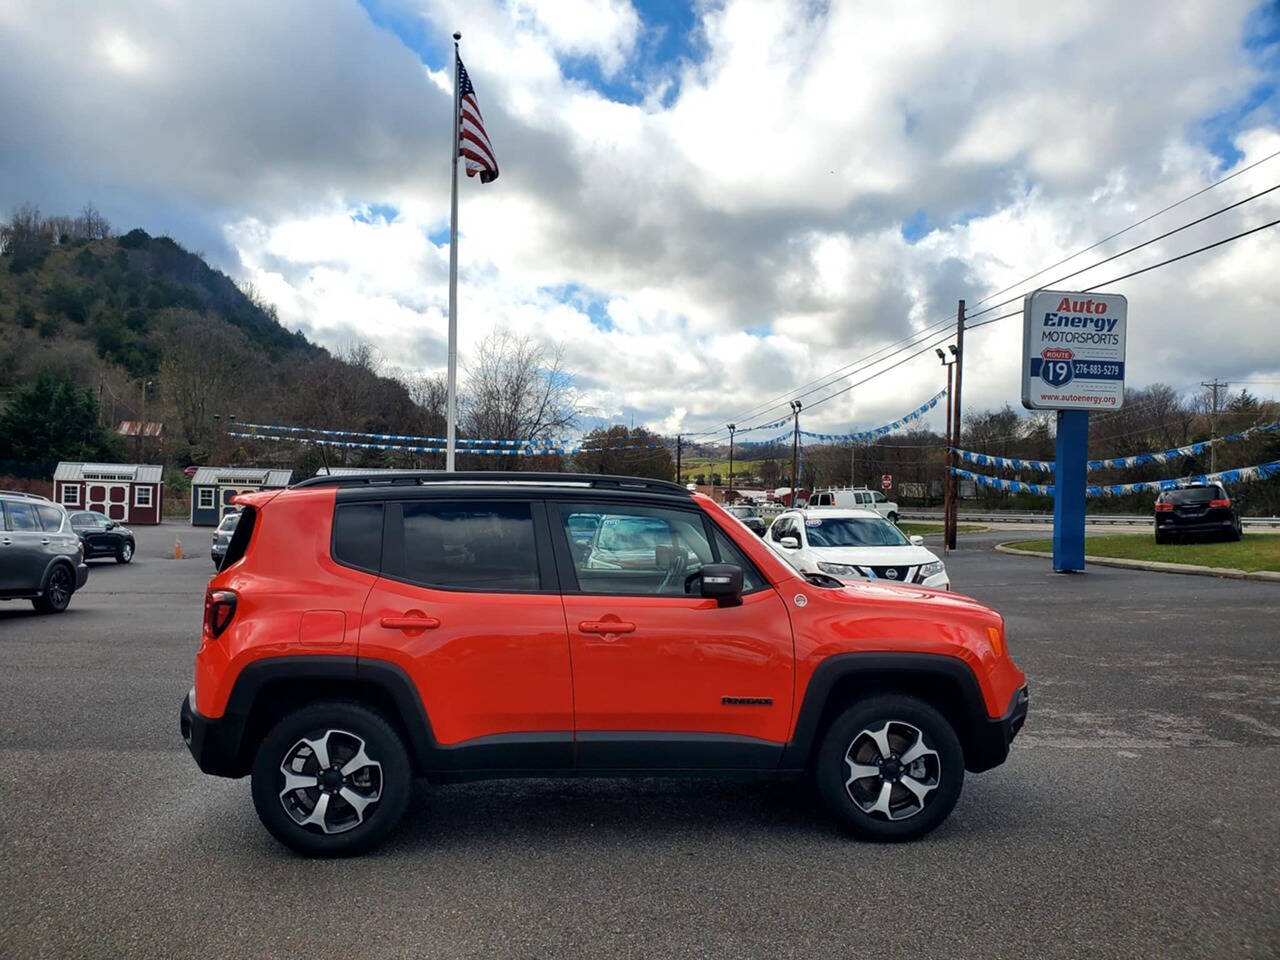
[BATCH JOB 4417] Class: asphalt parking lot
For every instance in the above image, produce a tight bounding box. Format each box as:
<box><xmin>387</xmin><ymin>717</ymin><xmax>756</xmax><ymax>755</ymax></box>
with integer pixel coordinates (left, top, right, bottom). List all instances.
<box><xmin>1</xmin><ymin>525</ymin><xmax>1277</xmax><ymax>959</ymax></box>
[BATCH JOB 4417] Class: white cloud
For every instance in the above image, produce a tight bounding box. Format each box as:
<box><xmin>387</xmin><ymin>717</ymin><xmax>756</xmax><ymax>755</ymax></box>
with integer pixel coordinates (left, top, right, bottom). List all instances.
<box><xmin>3</xmin><ymin>0</ymin><xmax>1279</xmax><ymax>443</ymax></box>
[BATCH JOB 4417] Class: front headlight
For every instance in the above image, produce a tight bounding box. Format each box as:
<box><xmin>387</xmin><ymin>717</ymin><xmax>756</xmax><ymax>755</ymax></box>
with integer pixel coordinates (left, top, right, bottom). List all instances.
<box><xmin>919</xmin><ymin>560</ymin><xmax>946</xmax><ymax>577</ymax></box>
<box><xmin>817</xmin><ymin>561</ymin><xmax>862</xmax><ymax>576</ymax></box>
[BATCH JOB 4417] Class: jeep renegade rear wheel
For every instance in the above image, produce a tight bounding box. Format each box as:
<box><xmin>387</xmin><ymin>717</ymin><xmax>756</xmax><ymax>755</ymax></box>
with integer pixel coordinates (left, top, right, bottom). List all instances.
<box><xmin>816</xmin><ymin>694</ymin><xmax>963</xmax><ymax>842</ymax></box>
<box><xmin>251</xmin><ymin>702</ymin><xmax>411</xmax><ymax>857</ymax></box>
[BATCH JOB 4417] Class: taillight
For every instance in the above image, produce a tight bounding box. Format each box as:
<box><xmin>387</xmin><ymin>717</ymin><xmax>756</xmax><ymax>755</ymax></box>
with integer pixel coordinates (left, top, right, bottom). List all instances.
<box><xmin>1209</xmin><ymin>498</ymin><xmax>1230</xmax><ymax>508</ymax></box>
<box><xmin>1155</xmin><ymin>502</ymin><xmax>1173</xmax><ymax>511</ymax></box>
<box><xmin>204</xmin><ymin>589</ymin><xmax>237</xmax><ymax>639</ymax></box>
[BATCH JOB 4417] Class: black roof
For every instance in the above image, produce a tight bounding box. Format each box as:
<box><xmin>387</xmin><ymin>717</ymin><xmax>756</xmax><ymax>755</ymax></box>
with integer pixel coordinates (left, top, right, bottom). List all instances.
<box><xmin>293</xmin><ymin>470</ymin><xmax>691</xmax><ymax>497</ymax></box>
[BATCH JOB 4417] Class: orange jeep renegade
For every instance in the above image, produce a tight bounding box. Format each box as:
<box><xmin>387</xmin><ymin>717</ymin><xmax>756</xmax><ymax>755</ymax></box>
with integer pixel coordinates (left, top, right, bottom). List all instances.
<box><xmin>180</xmin><ymin>472</ymin><xmax>1027</xmax><ymax>856</ymax></box>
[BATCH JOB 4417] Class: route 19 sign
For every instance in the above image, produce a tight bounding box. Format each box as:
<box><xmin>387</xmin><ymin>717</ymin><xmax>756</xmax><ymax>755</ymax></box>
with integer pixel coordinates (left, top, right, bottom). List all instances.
<box><xmin>1021</xmin><ymin>289</ymin><xmax>1127</xmax><ymax>410</ymax></box>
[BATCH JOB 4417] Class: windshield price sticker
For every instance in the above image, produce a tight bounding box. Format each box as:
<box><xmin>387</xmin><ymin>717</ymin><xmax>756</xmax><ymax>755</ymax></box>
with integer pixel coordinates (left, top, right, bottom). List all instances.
<box><xmin>1021</xmin><ymin>290</ymin><xmax>1127</xmax><ymax>410</ymax></box>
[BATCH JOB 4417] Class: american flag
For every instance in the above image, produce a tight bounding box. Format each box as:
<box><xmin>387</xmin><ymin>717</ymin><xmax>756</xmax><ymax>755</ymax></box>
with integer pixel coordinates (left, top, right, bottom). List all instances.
<box><xmin>457</xmin><ymin>57</ymin><xmax>498</xmax><ymax>183</ymax></box>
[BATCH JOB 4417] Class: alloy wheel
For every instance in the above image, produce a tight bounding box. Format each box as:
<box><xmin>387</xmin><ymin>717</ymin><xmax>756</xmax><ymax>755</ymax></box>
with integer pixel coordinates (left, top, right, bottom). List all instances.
<box><xmin>46</xmin><ymin>567</ymin><xmax>71</xmax><ymax>609</ymax></box>
<box><xmin>278</xmin><ymin>729</ymin><xmax>383</xmax><ymax>835</ymax></box>
<box><xmin>843</xmin><ymin>720</ymin><xmax>941</xmax><ymax>821</ymax></box>
<box><xmin>121</xmin><ymin>542</ymin><xmax>133</xmax><ymax>561</ymax></box>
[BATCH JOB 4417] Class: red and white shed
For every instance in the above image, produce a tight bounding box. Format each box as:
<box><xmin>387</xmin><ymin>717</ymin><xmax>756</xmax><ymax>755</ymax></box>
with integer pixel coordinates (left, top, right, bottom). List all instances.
<box><xmin>53</xmin><ymin>462</ymin><xmax>164</xmax><ymax>524</ymax></box>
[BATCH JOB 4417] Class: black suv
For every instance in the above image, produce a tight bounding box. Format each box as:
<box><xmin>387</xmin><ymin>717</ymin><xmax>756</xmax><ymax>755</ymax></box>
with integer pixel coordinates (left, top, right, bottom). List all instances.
<box><xmin>1154</xmin><ymin>483</ymin><xmax>1242</xmax><ymax>543</ymax></box>
<box><xmin>69</xmin><ymin>511</ymin><xmax>136</xmax><ymax>563</ymax></box>
<box><xmin>0</xmin><ymin>491</ymin><xmax>89</xmax><ymax>613</ymax></box>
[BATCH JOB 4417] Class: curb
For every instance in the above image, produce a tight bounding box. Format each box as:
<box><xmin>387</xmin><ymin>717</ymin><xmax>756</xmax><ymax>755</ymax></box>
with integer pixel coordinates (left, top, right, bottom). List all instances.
<box><xmin>994</xmin><ymin>542</ymin><xmax>1280</xmax><ymax>583</ymax></box>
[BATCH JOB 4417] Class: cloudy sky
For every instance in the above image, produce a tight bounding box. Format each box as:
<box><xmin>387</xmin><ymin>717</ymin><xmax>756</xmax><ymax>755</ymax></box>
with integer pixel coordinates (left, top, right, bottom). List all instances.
<box><xmin>3</xmin><ymin>0</ymin><xmax>1279</xmax><ymax>442</ymax></box>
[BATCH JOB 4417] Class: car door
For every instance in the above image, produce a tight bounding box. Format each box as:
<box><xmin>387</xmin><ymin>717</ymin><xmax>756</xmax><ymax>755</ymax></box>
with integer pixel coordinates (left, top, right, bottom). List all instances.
<box><xmin>357</xmin><ymin>497</ymin><xmax>575</xmax><ymax>771</ymax></box>
<box><xmin>78</xmin><ymin>513</ymin><xmax>108</xmax><ymax>556</ymax></box>
<box><xmin>0</xmin><ymin>500</ymin><xmax>48</xmax><ymax>593</ymax></box>
<box><xmin>551</xmin><ymin>500</ymin><xmax>794</xmax><ymax>771</ymax></box>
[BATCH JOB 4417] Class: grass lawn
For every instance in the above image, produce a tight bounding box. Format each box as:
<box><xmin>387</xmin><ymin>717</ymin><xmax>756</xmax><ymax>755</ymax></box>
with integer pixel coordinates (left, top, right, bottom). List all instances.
<box><xmin>1011</xmin><ymin>533</ymin><xmax>1280</xmax><ymax>573</ymax></box>
<box><xmin>898</xmin><ymin>521</ymin><xmax>986</xmax><ymax>536</ymax></box>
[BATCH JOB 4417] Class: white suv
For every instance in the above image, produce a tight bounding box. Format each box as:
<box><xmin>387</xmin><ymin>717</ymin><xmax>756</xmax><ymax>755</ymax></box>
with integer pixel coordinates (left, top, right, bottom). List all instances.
<box><xmin>809</xmin><ymin>488</ymin><xmax>899</xmax><ymax>523</ymax></box>
<box><xmin>766</xmin><ymin>508</ymin><xmax>949</xmax><ymax>589</ymax></box>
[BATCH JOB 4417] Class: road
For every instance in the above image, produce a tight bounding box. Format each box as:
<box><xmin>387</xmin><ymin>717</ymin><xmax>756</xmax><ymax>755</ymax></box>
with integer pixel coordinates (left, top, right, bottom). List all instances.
<box><xmin>1</xmin><ymin>525</ymin><xmax>1277</xmax><ymax>959</ymax></box>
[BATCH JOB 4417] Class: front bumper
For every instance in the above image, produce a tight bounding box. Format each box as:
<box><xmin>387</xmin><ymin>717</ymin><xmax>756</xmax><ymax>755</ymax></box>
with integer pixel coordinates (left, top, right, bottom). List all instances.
<box><xmin>965</xmin><ymin>684</ymin><xmax>1029</xmax><ymax>773</ymax></box>
<box><xmin>180</xmin><ymin>689</ymin><xmax>249</xmax><ymax>778</ymax></box>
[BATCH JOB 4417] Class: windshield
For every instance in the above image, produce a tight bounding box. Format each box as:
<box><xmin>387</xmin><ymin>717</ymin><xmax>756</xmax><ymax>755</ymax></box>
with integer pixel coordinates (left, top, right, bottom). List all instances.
<box><xmin>1165</xmin><ymin>486</ymin><xmax>1224</xmax><ymax>504</ymax></box>
<box><xmin>727</xmin><ymin>506</ymin><xmax>757</xmax><ymax>518</ymax></box>
<box><xmin>218</xmin><ymin>513</ymin><xmax>241</xmax><ymax>531</ymax></box>
<box><xmin>804</xmin><ymin>516</ymin><xmax>909</xmax><ymax>548</ymax></box>
<box><xmin>597</xmin><ymin>516</ymin><xmax>671</xmax><ymax>552</ymax></box>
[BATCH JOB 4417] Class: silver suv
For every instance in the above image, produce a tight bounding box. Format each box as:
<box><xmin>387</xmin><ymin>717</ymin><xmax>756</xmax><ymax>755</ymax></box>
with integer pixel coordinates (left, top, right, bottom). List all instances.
<box><xmin>0</xmin><ymin>491</ymin><xmax>89</xmax><ymax>614</ymax></box>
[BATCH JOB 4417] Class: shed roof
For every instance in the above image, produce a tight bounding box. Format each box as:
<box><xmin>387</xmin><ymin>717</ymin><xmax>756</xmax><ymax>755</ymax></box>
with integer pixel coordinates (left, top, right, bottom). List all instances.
<box><xmin>191</xmin><ymin>467</ymin><xmax>293</xmax><ymax>487</ymax></box>
<box><xmin>54</xmin><ymin>462</ymin><xmax>164</xmax><ymax>484</ymax></box>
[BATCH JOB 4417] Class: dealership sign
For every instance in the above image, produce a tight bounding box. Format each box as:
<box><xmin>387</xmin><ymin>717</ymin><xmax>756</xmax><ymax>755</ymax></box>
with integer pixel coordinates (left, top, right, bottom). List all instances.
<box><xmin>1021</xmin><ymin>290</ymin><xmax>1127</xmax><ymax>410</ymax></box>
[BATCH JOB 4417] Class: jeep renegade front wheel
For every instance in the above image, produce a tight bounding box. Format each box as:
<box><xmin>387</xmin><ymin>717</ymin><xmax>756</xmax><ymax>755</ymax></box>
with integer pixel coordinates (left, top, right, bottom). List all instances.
<box><xmin>816</xmin><ymin>694</ymin><xmax>964</xmax><ymax>842</ymax></box>
<box><xmin>251</xmin><ymin>702</ymin><xmax>411</xmax><ymax>857</ymax></box>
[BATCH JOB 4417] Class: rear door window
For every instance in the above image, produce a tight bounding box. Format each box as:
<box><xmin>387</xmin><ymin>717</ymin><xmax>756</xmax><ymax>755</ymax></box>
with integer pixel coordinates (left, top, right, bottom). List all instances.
<box><xmin>36</xmin><ymin>505</ymin><xmax>65</xmax><ymax>532</ymax></box>
<box><xmin>393</xmin><ymin>501</ymin><xmax>542</xmax><ymax>592</ymax></box>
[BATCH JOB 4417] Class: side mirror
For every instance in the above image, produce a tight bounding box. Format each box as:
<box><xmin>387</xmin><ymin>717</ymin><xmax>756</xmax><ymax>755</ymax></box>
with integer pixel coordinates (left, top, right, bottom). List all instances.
<box><xmin>698</xmin><ymin>563</ymin><xmax>743</xmax><ymax>604</ymax></box>
<box><xmin>106</xmin><ymin>521</ymin><xmax>117</xmax><ymax>530</ymax></box>
<box><xmin>779</xmin><ymin>535</ymin><xmax>800</xmax><ymax>550</ymax></box>
<box><xmin>909</xmin><ymin>535</ymin><xmax>925</xmax><ymax>546</ymax></box>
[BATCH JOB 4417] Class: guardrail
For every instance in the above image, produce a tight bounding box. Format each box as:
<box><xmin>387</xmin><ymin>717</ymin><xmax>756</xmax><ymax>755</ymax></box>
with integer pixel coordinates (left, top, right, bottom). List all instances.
<box><xmin>898</xmin><ymin>510</ymin><xmax>1280</xmax><ymax>529</ymax></box>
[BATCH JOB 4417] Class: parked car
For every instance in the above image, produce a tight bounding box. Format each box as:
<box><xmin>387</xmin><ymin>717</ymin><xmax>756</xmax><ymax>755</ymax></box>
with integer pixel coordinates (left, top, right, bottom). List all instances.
<box><xmin>766</xmin><ymin>508</ymin><xmax>949</xmax><ymax>589</ymax></box>
<box><xmin>181</xmin><ymin>471</ymin><xmax>1025</xmax><ymax>856</ymax></box>
<box><xmin>0</xmin><ymin>491</ymin><xmax>89</xmax><ymax>614</ymax></box>
<box><xmin>1154</xmin><ymin>482</ymin><xmax>1242</xmax><ymax>543</ymax></box>
<box><xmin>210</xmin><ymin>510</ymin><xmax>241</xmax><ymax>569</ymax></box>
<box><xmin>68</xmin><ymin>511</ymin><xmax>136</xmax><ymax>563</ymax></box>
<box><xmin>724</xmin><ymin>503</ymin><xmax>767</xmax><ymax>536</ymax></box>
<box><xmin>809</xmin><ymin>488</ymin><xmax>900</xmax><ymax>524</ymax></box>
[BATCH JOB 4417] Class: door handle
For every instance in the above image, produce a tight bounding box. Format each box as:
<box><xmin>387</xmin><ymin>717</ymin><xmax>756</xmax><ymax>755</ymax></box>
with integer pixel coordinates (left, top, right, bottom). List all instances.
<box><xmin>380</xmin><ymin>615</ymin><xmax>441</xmax><ymax>630</ymax></box>
<box><xmin>40</xmin><ymin>538</ymin><xmax>51</xmax><ymax>545</ymax></box>
<box><xmin>579</xmin><ymin>620</ymin><xmax>636</xmax><ymax>635</ymax></box>
<box><xmin>1</xmin><ymin>538</ymin><xmax>10</xmax><ymax>545</ymax></box>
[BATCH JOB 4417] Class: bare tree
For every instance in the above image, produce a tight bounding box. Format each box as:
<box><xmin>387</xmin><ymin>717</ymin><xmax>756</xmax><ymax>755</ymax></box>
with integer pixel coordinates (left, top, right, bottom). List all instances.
<box><xmin>158</xmin><ymin>310</ymin><xmax>254</xmax><ymax>445</ymax></box>
<box><xmin>462</xmin><ymin>330</ymin><xmax>578</xmax><ymax>444</ymax></box>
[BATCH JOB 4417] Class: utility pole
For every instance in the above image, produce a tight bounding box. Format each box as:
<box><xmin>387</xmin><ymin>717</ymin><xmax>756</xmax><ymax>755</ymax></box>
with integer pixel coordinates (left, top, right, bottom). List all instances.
<box><xmin>675</xmin><ymin>434</ymin><xmax>682</xmax><ymax>484</ymax></box>
<box><xmin>1201</xmin><ymin>378</ymin><xmax>1227</xmax><ymax>472</ymax></box>
<box><xmin>727</xmin><ymin>423</ymin><xmax>736</xmax><ymax>503</ymax></box>
<box><xmin>789</xmin><ymin>400</ymin><xmax>802</xmax><ymax>505</ymax></box>
<box><xmin>937</xmin><ymin>347</ymin><xmax>956</xmax><ymax>553</ymax></box>
<box><xmin>947</xmin><ymin>300</ymin><xmax>965</xmax><ymax>551</ymax></box>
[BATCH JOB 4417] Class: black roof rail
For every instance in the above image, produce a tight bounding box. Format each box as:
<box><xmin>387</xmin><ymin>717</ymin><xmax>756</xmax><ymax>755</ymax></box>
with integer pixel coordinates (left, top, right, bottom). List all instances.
<box><xmin>292</xmin><ymin>471</ymin><xmax>693</xmax><ymax>496</ymax></box>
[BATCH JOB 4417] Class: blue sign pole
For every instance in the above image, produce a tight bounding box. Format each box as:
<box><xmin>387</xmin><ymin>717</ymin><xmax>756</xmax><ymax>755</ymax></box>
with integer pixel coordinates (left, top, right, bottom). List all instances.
<box><xmin>1053</xmin><ymin>410</ymin><xmax>1089</xmax><ymax>572</ymax></box>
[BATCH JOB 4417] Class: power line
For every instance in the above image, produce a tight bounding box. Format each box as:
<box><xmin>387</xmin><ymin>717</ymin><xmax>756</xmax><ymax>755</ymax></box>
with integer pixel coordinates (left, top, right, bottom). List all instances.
<box><xmin>692</xmin><ymin>151</ymin><xmax>1280</xmax><ymax>443</ymax></box>
<box><xmin>960</xmin><ymin>146</ymin><xmax>1280</xmax><ymax>319</ymax></box>
<box><xmin>963</xmin><ymin>181</ymin><xmax>1280</xmax><ymax>324</ymax></box>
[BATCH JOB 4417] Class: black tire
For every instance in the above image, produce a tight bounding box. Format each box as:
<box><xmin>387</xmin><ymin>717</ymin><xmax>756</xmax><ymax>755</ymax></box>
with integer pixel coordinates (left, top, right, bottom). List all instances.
<box><xmin>1228</xmin><ymin>521</ymin><xmax>1242</xmax><ymax>542</ymax></box>
<box><xmin>815</xmin><ymin>694</ymin><xmax>964</xmax><ymax>842</ymax></box>
<box><xmin>1154</xmin><ymin>529</ymin><xmax>1168</xmax><ymax>545</ymax></box>
<box><xmin>116</xmin><ymin>539</ymin><xmax>134</xmax><ymax>564</ymax></box>
<box><xmin>31</xmin><ymin>563</ymin><xmax>74</xmax><ymax>614</ymax></box>
<box><xmin>251</xmin><ymin>701</ymin><xmax>412</xmax><ymax>857</ymax></box>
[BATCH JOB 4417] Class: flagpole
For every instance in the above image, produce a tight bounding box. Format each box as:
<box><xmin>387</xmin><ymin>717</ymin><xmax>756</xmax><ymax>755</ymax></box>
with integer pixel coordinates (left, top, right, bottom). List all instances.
<box><xmin>446</xmin><ymin>30</ymin><xmax>462</xmax><ymax>472</ymax></box>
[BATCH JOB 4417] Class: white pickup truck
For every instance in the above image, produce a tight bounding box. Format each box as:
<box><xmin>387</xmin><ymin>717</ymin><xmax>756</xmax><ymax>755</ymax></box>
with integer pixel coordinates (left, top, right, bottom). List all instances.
<box><xmin>808</xmin><ymin>488</ymin><xmax>900</xmax><ymax>523</ymax></box>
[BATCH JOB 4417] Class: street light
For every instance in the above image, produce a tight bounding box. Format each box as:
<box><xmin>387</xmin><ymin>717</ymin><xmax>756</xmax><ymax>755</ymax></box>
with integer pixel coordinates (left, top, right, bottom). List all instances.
<box><xmin>789</xmin><ymin>400</ymin><xmax>802</xmax><ymax>504</ymax></box>
<box><xmin>939</xmin><ymin>349</ymin><xmax>958</xmax><ymax>553</ymax></box>
<box><xmin>727</xmin><ymin>423</ymin><xmax>736</xmax><ymax>504</ymax></box>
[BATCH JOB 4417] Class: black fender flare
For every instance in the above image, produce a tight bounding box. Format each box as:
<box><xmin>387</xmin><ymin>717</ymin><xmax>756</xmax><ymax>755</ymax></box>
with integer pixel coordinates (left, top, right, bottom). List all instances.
<box><xmin>779</xmin><ymin>652</ymin><xmax>998</xmax><ymax>770</ymax></box>
<box><xmin>216</xmin><ymin>656</ymin><xmax>438</xmax><ymax>775</ymax></box>
<box><xmin>39</xmin><ymin>556</ymin><xmax>77</xmax><ymax>594</ymax></box>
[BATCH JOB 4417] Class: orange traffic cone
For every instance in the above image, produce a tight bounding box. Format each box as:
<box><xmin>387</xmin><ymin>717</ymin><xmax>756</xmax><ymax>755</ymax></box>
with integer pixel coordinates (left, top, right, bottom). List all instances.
<box><xmin>174</xmin><ymin>536</ymin><xmax>183</xmax><ymax>560</ymax></box>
